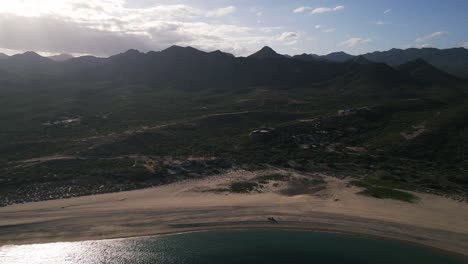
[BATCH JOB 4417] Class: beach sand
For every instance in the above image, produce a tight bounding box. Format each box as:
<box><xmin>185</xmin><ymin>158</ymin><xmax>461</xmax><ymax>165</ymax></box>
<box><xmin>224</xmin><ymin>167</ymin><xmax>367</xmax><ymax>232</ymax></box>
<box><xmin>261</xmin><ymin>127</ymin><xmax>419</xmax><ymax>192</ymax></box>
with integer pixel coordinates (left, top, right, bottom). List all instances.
<box><xmin>1</xmin><ymin>170</ymin><xmax>468</xmax><ymax>255</ymax></box>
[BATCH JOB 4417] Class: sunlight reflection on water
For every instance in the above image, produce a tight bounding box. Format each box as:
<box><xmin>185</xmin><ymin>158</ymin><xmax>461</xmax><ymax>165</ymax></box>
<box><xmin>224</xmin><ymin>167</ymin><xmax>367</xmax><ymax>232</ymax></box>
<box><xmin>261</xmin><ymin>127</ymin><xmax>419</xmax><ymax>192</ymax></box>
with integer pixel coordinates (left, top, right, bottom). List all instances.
<box><xmin>0</xmin><ymin>239</ymin><xmax>158</xmax><ymax>264</ymax></box>
<box><xmin>0</xmin><ymin>231</ymin><xmax>466</xmax><ymax>264</ymax></box>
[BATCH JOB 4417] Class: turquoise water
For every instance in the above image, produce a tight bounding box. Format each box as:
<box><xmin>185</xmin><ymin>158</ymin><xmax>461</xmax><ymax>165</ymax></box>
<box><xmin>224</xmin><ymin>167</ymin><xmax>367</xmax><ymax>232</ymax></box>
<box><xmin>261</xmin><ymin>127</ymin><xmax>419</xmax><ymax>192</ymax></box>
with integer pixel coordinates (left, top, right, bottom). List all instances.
<box><xmin>0</xmin><ymin>230</ymin><xmax>466</xmax><ymax>264</ymax></box>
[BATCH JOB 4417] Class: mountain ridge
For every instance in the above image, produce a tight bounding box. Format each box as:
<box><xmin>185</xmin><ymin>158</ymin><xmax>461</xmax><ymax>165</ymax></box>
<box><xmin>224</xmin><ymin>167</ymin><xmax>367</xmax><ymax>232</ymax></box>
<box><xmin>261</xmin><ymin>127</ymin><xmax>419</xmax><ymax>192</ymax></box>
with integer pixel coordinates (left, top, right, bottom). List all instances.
<box><xmin>0</xmin><ymin>46</ymin><xmax>465</xmax><ymax>85</ymax></box>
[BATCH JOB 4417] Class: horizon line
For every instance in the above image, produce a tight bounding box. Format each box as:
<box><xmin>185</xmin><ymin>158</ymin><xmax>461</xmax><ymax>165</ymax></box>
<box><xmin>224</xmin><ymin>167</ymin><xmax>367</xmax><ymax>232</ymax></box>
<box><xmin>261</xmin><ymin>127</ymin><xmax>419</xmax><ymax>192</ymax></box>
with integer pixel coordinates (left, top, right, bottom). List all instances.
<box><xmin>1</xmin><ymin>45</ymin><xmax>467</xmax><ymax>60</ymax></box>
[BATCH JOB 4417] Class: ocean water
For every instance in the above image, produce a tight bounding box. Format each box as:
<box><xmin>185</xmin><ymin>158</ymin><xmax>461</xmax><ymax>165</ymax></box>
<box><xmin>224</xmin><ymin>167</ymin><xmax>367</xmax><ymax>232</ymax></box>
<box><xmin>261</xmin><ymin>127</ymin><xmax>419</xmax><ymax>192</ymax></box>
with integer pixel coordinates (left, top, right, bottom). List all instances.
<box><xmin>0</xmin><ymin>230</ymin><xmax>466</xmax><ymax>264</ymax></box>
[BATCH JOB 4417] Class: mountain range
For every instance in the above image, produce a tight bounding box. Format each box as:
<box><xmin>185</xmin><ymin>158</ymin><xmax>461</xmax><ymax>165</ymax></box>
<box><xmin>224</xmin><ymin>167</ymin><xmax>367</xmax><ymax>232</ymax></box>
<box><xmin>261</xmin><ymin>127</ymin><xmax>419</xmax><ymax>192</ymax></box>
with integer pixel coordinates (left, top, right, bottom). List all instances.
<box><xmin>0</xmin><ymin>44</ymin><xmax>467</xmax><ymax>205</ymax></box>
<box><xmin>0</xmin><ymin>46</ymin><xmax>466</xmax><ymax>89</ymax></box>
<box><xmin>0</xmin><ymin>46</ymin><xmax>467</xmax><ymax>79</ymax></box>
<box><xmin>296</xmin><ymin>48</ymin><xmax>468</xmax><ymax>78</ymax></box>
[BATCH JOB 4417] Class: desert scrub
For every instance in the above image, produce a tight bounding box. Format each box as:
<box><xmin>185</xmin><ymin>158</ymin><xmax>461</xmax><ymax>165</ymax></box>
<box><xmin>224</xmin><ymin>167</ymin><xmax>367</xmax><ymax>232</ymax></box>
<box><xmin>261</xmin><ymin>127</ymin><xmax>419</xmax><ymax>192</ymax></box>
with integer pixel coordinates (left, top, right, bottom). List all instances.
<box><xmin>229</xmin><ymin>181</ymin><xmax>261</xmax><ymax>193</ymax></box>
<box><xmin>356</xmin><ymin>184</ymin><xmax>418</xmax><ymax>203</ymax></box>
<box><xmin>256</xmin><ymin>173</ymin><xmax>290</xmax><ymax>183</ymax></box>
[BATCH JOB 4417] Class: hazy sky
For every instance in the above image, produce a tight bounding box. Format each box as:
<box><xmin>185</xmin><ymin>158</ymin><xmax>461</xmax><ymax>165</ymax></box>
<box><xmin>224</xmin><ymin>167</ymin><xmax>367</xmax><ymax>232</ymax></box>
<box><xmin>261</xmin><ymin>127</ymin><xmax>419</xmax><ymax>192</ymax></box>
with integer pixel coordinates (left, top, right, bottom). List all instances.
<box><xmin>0</xmin><ymin>0</ymin><xmax>467</xmax><ymax>57</ymax></box>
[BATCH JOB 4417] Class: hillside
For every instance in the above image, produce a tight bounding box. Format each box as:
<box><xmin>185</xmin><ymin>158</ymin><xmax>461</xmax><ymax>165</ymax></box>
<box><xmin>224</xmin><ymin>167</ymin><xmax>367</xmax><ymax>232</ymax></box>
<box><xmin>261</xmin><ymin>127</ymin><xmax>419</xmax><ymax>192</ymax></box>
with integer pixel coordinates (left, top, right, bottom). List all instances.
<box><xmin>363</xmin><ymin>48</ymin><xmax>468</xmax><ymax>78</ymax></box>
<box><xmin>0</xmin><ymin>46</ymin><xmax>467</xmax><ymax>206</ymax></box>
<box><xmin>397</xmin><ymin>59</ymin><xmax>458</xmax><ymax>84</ymax></box>
<box><xmin>292</xmin><ymin>48</ymin><xmax>468</xmax><ymax>78</ymax></box>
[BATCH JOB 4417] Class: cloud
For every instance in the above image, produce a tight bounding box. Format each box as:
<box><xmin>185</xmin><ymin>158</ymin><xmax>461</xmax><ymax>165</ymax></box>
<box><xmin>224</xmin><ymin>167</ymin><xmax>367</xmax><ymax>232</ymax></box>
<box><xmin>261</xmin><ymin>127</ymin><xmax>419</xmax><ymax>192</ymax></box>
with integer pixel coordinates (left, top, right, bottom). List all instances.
<box><xmin>376</xmin><ymin>21</ymin><xmax>385</xmax><ymax>25</ymax></box>
<box><xmin>0</xmin><ymin>14</ymin><xmax>155</xmax><ymax>56</ymax></box>
<box><xmin>278</xmin><ymin>32</ymin><xmax>299</xmax><ymax>42</ymax></box>
<box><xmin>311</xmin><ymin>6</ymin><xmax>344</xmax><ymax>14</ymax></box>
<box><xmin>315</xmin><ymin>25</ymin><xmax>336</xmax><ymax>33</ymax></box>
<box><xmin>461</xmin><ymin>42</ymin><xmax>468</xmax><ymax>48</ymax></box>
<box><xmin>404</xmin><ymin>43</ymin><xmax>433</xmax><ymax>49</ymax></box>
<box><xmin>384</xmin><ymin>9</ymin><xmax>392</xmax><ymax>15</ymax></box>
<box><xmin>415</xmin><ymin>31</ymin><xmax>447</xmax><ymax>42</ymax></box>
<box><xmin>293</xmin><ymin>6</ymin><xmax>311</xmax><ymax>13</ymax></box>
<box><xmin>294</xmin><ymin>5</ymin><xmax>345</xmax><ymax>15</ymax></box>
<box><xmin>0</xmin><ymin>1</ymin><xmax>287</xmax><ymax>56</ymax></box>
<box><xmin>206</xmin><ymin>6</ymin><xmax>237</xmax><ymax>17</ymax></box>
<box><xmin>340</xmin><ymin>37</ymin><xmax>372</xmax><ymax>48</ymax></box>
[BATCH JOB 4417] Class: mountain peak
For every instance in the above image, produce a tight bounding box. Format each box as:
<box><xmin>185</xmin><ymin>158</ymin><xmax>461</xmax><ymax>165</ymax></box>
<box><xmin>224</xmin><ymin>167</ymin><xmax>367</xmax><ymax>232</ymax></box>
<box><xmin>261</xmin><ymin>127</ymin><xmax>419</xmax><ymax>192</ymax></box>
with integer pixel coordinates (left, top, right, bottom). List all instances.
<box><xmin>15</xmin><ymin>51</ymin><xmax>43</xmax><ymax>59</ymax></box>
<box><xmin>248</xmin><ymin>46</ymin><xmax>284</xmax><ymax>59</ymax></box>
<box><xmin>259</xmin><ymin>46</ymin><xmax>275</xmax><ymax>53</ymax></box>
<box><xmin>9</xmin><ymin>51</ymin><xmax>53</xmax><ymax>63</ymax></box>
<box><xmin>329</xmin><ymin>51</ymin><xmax>349</xmax><ymax>55</ymax></box>
<box><xmin>116</xmin><ymin>49</ymin><xmax>145</xmax><ymax>57</ymax></box>
<box><xmin>209</xmin><ymin>50</ymin><xmax>235</xmax><ymax>58</ymax></box>
<box><xmin>123</xmin><ymin>49</ymin><xmax>142</xmax><ymax>55</ymax></box>
<box><xmin>110</xmin><ymin>49</ymin><xmax>145</xmax><ymax>61</ymax></box>
<box><xmin>163</xmin><ymin>45</ymin><xmax>200</xmax><ymax>53</ymax></box>
<box><xmin>160</xmin><ymin>46</ymin><xmax>206</xmax><ymax>57</ymax></box>
<box><xmin>163</xmin><ymin>45</ymin><xmax>183</xmax><ymax>52</ymax></box>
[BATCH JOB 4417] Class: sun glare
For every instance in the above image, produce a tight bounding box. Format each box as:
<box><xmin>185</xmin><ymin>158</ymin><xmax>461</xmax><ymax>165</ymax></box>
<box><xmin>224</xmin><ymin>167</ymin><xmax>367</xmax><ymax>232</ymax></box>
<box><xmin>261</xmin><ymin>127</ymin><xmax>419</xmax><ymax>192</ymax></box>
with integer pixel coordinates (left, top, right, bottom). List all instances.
<box><xmin>0</xmin><ymin>242</ymin><xmax>88</xmax><ymax>264</ymax></box>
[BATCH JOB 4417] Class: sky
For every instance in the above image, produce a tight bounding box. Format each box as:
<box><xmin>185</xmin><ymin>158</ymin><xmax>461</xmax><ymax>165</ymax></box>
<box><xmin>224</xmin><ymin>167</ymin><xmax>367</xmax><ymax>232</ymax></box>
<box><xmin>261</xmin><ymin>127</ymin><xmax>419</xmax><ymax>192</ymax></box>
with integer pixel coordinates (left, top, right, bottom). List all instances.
<box><xmin>0</xmin><ymin>0</ymin><xmax>467</xmax><ymax>57</ymax></box>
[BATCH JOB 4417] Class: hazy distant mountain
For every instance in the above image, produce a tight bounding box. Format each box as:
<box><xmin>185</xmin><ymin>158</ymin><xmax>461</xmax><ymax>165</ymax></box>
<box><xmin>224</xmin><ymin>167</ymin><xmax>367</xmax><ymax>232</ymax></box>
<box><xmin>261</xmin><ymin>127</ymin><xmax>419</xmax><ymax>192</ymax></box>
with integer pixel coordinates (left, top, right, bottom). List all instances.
<box><xmin>293</xmin><ymin>52</ymin><xmax>355</xmax><ymax>63</ymax></box>
<box><xmin>322</xmin><ymin>52</ymin><xmax>355</xmax><ymax>62</ymax></box>
<box><xmin>292</xmin><ymin>53</ymin><xmax>320</xmax><ymax>61</ymax></box>
<box><xmin>363</xmin><ymin>48</ymin><xmax>468</xmax><ymax>78</ymax></box>
<box><xmin>10</xmin><ymin>51</ymin><xmax>47</xmax><ymax>60</ymax></box>
<box><xmin>292</xmin><ymin>48</ymin><xmax>468</xmax><ymax>78</ymax></box>
<box><xmin>248</xmin><ymin>46</ymin><xmax>286</xmax><ymax>59</ymax></box>
<box><xmin>48</xmin><ymin>53</ymin><xmax>74</xmax><ymax>62</ymax></box>
<box><xmin>0</xmin><ymin>53</ymin><xmax>8</xmax><ymax>60</ymax></box>
<box><xmin>66</xmin><ymin>55</ymin><xmax>105</xmax><ymax>66</ymax></box>
<box><xmin>0</xmin><ymin>51</ymin><xmax>56</xmax><ymax>74</ymax></box>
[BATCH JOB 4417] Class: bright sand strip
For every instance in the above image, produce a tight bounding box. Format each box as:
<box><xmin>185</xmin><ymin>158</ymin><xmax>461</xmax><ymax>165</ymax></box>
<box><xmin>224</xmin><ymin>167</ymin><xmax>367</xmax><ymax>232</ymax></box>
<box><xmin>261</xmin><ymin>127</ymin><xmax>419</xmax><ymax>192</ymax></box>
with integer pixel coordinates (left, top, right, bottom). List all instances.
<box><xmin>1</xmin><ymin>170</ymin><xmax>468</xmax><ymax>255</ymax></box>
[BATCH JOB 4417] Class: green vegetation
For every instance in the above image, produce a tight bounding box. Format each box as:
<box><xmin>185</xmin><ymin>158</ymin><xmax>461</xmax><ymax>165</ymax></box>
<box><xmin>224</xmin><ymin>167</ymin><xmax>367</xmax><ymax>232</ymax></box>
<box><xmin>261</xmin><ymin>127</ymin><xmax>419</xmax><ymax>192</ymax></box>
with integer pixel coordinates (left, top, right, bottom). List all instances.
<box><xmin>358</xmin><ymin>186</ymin><xmax>419</xmax><ymax>203</ymax></box>
<box><xmin>229</xmin><ymin>181</ymin><xmax>261</xmax><ymax>193</ymax></box>
<box><xmin>352</xmin><ymin>179</ymin><xmax>419</xmax><ymax>203</ymax></box>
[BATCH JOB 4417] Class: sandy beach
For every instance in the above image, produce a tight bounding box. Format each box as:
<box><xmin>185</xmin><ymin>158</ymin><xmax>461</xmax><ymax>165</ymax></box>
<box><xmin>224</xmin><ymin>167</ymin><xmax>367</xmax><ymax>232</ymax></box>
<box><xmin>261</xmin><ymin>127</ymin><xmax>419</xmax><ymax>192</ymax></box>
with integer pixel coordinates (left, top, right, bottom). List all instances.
<box><xmin>1</xmin><ymin>170</ymin><xmax>468</xmax><ymax>256</ymax></box>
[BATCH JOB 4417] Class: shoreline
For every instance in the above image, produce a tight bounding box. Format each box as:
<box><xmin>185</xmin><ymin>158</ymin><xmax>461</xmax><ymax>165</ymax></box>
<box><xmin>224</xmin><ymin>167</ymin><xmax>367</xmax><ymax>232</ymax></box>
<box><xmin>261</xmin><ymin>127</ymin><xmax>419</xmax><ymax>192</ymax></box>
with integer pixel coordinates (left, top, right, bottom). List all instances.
<box><xmin>2</xmin><ymin>220</ymin><xmax>468</xmax><ymax>259</ymax></box>
<box><xmin>1</xmin><ymin>171</ymin><xmax>468</xmax><ymax>256</ymax></box>
<box><xmin>98</xmin><ymin>226</ymin><xmax>468</xmax><ymax>260</ymax></box>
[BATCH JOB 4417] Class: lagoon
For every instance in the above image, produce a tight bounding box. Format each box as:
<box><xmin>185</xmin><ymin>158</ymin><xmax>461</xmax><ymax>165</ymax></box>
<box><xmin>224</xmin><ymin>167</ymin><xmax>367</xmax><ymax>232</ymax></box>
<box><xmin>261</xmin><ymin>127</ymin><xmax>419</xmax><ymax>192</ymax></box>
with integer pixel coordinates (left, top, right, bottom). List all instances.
<box><xmin>1</xmin><ymin>230</ymin><xmax>466</xmax><ymax>264</ymax></box>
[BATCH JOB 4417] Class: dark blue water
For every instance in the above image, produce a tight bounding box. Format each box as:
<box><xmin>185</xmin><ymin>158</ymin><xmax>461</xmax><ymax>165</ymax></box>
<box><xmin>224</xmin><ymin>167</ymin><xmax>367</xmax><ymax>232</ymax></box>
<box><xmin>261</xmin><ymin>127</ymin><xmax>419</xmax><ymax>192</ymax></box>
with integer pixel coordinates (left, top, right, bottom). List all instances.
<box><xmin>1</xmin><ymin>230</ymin><xmax>466</xmax><ymax>264</ymax></box>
